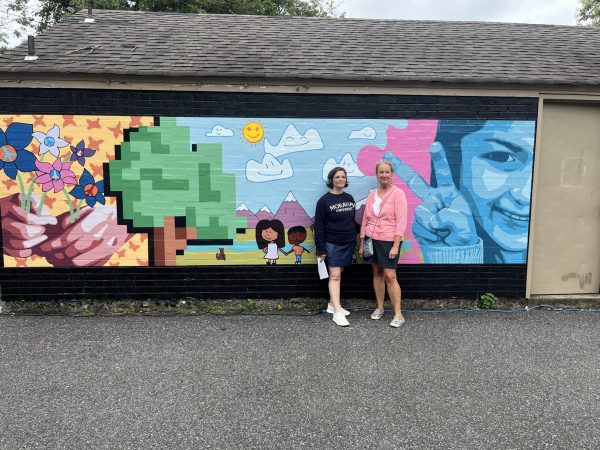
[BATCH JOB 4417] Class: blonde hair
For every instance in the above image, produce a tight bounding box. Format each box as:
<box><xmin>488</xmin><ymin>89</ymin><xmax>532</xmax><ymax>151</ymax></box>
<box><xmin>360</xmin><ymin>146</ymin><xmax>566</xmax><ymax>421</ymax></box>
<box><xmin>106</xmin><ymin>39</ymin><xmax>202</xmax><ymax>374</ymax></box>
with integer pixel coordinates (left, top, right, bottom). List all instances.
<box><xmin>375</xmin><ymin>159</ymin><xmax>394</xmax><ymax>173</ymax></box>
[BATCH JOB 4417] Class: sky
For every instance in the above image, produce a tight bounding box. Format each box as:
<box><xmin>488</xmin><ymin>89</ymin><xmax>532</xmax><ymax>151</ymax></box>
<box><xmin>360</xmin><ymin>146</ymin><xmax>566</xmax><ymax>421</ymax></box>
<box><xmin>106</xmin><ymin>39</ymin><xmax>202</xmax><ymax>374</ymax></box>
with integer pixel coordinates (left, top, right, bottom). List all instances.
<box><xmin>340</xmin><ymin>0</ymin><xmax>580</xmax><ymax>25</ymax></box>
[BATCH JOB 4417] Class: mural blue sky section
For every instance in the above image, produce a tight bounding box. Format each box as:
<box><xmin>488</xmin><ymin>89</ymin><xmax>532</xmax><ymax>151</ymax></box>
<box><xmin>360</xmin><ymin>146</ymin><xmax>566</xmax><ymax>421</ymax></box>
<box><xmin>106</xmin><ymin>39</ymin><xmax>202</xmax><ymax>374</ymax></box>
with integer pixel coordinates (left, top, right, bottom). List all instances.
<box><xmin>177</xmin><ymin>117</ymin><xmax>406</xmax><ymax>214</ymax></box>
<box><xmin>176</xmin><ymin>117</ymin><xmax>535</xmax><ymax>264</ymax></box>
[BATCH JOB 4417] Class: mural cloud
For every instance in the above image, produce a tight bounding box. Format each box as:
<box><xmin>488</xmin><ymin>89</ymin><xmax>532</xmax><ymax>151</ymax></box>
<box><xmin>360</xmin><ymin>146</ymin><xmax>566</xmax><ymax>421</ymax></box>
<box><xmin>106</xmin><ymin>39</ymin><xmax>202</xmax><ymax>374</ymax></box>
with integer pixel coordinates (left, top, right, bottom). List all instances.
<box><xmin>264</xmin><ymin>124</ymin><xmax>324</xmax><ymax>157</ymax></box>
<box><xmin>322</xmin><ymin>153</ymin><xmax>365</xmax><ymax>180</ymax></box>
<box><xmin>349</xmin><ymin>126</ymin><xmax>376</xmax><ymax>140</ymax></box>
<box><xmin>246</xmin><ymin>154</ymin><xmax>293</xmax><ymax>182</ymax></box>
<box><xmin>206</xmin><ymin>125</ymin><xmax>234</xmax><ymax>137</ymax></box>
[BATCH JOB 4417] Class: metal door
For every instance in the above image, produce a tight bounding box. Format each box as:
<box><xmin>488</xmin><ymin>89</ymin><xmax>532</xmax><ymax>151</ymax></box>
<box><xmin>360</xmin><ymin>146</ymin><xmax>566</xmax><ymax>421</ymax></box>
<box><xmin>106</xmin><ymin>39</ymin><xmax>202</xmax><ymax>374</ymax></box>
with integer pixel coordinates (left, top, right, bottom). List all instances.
<box><xmin>529</xmin><ymin>102</ymin><xmax>600</xmax><ymax>295</ymax></box>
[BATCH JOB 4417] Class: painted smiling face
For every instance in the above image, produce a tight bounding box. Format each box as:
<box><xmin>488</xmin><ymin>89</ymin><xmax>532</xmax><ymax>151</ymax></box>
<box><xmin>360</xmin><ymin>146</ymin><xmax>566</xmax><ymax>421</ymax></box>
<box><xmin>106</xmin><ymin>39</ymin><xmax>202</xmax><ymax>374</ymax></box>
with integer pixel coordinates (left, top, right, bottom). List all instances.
<box><xmin>459</xmin><ymin>121</ymin><xmax>535</xmax><ymax>252</ymax></box>
<box><xmin>242</xmin><ymin>121</ymin><xmax>265</xmax><ymax>143</ymax></box>
<box><xmin>261</xmin><ymin>227</ymin><xmax>278</xmax><ymax>243</ymax></box>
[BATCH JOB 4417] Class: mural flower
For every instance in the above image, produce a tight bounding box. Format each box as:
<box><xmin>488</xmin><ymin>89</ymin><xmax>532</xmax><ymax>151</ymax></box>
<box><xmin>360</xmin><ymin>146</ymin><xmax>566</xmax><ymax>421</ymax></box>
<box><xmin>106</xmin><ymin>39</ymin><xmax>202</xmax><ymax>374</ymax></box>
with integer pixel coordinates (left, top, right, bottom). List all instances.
<box><xmin>69</xmin><ymin>140</ymin><xmax>96</xmax><ymax>166</ymax></box>
<box><xmin>34</xmin><ymin>159</ymin><xmax>77</xmax><ymax>193</ymax></box>
<box><xmin>32</xmin><ymin>124</ymin><xmax>69</xmax><ymax>158</ymax></box>
<box><xmin>0</xmin><ymin>122</ymin><xmax>37</xmax><ymax>179</ymax></box>
<box><xmin>70</xmin><ymin>168</ymin><xmax>105</xmax><ymax>207</ymax></box>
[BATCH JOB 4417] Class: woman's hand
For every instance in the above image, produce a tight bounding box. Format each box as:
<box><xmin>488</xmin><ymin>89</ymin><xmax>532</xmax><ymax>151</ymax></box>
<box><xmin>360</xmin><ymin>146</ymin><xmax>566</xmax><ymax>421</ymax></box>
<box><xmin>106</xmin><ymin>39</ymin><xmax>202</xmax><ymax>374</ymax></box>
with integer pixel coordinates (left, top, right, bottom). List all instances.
<box><xmin>38</xmin><ymin>205</ymin><xmax>132</xmax><ymax>266</ymax></box>
<box><xmin>389</xmin><ymin>236</ymin><xmax>403</xmax><ymax>259</ymax></box>
<box><xmin>0</xmin><ymin>193</ymin><xmax>57</xmax><ymax>258</ymax></box>
<box><xmin>358</xmin><ymin>239</ymin><xmax>364</xmax><ymax>258</ymax></box>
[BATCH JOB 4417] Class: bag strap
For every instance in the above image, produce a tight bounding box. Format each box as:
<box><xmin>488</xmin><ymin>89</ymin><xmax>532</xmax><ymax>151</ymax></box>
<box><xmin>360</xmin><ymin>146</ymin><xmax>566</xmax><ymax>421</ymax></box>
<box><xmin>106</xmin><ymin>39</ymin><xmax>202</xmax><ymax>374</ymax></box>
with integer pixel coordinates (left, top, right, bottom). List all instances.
<box><xmin>368</xmin><ymin>187</ymin><xmax>396</xmax><ymax>238</ymax></box>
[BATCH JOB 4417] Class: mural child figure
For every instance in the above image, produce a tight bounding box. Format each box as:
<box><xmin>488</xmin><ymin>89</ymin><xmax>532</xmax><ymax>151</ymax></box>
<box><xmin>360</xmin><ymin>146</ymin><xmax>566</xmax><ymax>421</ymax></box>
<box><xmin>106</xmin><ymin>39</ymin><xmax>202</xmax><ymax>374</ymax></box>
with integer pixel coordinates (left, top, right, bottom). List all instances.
<box><xmin>385</xmin><ymin>120</ymin><xmax>534</xmax><ymax>264</ymax></box>
<box><xmin>287</xmin><ymin>225</ymin><xmax>311</xmax><ymax>264</ymax></box>
<box><xmin>314</xmin><ymin>167</ymin><xmax>358</xmax><ymax>327</ymax></box>
<box><xmin>255</xmin><ymin>219</ymin><xmax>286</xmax><ymax>265</ymax></box>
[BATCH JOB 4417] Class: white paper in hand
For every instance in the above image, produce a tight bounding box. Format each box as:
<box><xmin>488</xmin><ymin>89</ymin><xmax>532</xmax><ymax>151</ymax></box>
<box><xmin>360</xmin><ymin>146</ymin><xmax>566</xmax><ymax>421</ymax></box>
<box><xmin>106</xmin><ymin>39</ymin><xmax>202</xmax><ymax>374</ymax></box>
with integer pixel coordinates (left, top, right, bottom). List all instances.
<box><xmin>317</xmin><ymin>257</ymin><xmax>329</xmax><ymax>280</ymax></box>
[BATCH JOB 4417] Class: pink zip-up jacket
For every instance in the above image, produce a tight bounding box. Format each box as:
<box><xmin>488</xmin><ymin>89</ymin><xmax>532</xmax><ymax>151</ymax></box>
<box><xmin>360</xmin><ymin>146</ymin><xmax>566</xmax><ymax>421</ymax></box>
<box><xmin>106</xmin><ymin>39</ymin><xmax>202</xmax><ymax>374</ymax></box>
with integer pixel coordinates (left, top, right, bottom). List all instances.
<box><xmin>360</xmin><ymin>186</ymin><xmax>408</xmax><ymax>241</ymax></box>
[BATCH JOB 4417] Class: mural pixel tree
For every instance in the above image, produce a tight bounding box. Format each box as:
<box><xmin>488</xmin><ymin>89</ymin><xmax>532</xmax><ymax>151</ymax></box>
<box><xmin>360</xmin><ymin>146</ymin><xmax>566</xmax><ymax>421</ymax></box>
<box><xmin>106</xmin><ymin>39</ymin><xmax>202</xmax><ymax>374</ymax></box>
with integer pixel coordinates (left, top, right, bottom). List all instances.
<box><xmin>108</xmin><ymin>117</ymin><xmax>245</xmax><ymax>266</ymax></box>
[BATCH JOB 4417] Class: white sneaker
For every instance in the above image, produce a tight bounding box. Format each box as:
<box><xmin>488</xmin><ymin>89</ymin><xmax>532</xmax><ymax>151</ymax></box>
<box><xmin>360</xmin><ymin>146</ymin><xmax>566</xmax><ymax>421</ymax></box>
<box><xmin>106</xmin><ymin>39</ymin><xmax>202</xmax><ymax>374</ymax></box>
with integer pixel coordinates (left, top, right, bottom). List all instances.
<box><xmin>390</xmin><ymin>316</ymin><xmax>405</xmax><ymax>328</ymax></box>
<box><xmin>326</xmin><ymin>303</ymin><xmax>350</xmax><ymax>316</ymax></box>
<box><xmin>333</xmin><ymin>312</ymin><xmax>350</xmax><ymax>327</ymax></box>
<box><xmin>370</xmin><ymin>308</ymin><xmax>385</xmax><ymax>320</ymax></box>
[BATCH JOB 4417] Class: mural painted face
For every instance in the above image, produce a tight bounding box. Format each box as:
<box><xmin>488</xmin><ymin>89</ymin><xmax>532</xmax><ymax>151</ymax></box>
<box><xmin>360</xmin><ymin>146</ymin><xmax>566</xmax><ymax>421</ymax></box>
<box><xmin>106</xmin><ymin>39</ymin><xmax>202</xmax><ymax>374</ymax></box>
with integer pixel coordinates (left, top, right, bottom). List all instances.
<box><xmin>459</xmin><ymin>121</ymin><xmax>534</xmax><ymax>252</ymax></box>
<box><xmin>288</xmin><ymin>230</ymin><xmax>307</xmax><ymax>245</ymax></box>
<box><xmin>242</xmin><ymin>121</ymin><xmax>265</xmax><ymax>144</ymax></box>
<box><xmin>261</xmin><ymin>227</ymin><xmax>278</xmax><ymax>243</ymax></box>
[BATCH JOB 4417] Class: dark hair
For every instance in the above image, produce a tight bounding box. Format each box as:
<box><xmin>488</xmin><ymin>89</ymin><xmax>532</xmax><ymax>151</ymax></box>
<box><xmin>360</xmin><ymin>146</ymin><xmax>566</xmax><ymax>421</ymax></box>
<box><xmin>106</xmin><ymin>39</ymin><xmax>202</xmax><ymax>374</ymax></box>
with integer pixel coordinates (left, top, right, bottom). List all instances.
<box><xmin>288</xmin><ymin>225</ymin><xmax>307</xmax><ymax>235</ymax></box>
<box><xmin>432</xmin><ymin>120</ymin><xmax>487</xmax><ymax>188</ymax></box>
<box><xmin>287</xmin><ymin>226</ymin><xmax>307</xmax><ymax>244</ymax></box>
<box><xmin>255</xmin><ymin>219</ymin><xmax>286</xmax><ymax>249</ymax></box>
<box><xmin>326</xmin><ymin>166</ymin><xmax>348</xmax><ymax>189</ymax></box>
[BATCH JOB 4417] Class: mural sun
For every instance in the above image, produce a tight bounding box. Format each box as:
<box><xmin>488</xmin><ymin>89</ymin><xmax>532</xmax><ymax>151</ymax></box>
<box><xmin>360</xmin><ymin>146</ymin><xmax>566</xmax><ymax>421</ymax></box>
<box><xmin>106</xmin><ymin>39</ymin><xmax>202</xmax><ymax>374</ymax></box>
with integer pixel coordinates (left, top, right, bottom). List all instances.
<box><xmin>241</xmin><ymin>121</ymin><xmax>265</xmax><ymax>144</ymax></box>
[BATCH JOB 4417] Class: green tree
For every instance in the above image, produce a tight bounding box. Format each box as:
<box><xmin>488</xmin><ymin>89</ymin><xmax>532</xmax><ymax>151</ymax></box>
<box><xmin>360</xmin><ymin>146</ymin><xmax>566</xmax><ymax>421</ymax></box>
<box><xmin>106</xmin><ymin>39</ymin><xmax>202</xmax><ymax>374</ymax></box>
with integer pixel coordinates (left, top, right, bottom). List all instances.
<box><xmin>1</xmin><ymin>0</ymin><xmax>36</xmax><ymax>52</ymax></box>
<box><xmin>577</xmin><ymin>0</ymin><xmax>600</xmax><ymax>26</ymax></box>
<box><xmin>3</xmin><ymin>0</ymin><xmax>343</xmax><ymax>49</ymax></box>
<box><xmin>108</xmin><ymin>117</ymin><xmax>246</xmax><ymax>266</ymax></box>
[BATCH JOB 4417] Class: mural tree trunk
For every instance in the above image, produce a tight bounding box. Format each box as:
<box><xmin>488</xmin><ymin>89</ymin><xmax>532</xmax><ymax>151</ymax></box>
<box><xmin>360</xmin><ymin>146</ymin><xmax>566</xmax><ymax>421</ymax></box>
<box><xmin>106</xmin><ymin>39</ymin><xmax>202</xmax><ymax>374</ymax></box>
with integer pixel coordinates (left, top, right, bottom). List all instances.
<box><xmin>153</xmin><ymin>216</ymin><xmax>197</xmax><ymax>266</ymax></box>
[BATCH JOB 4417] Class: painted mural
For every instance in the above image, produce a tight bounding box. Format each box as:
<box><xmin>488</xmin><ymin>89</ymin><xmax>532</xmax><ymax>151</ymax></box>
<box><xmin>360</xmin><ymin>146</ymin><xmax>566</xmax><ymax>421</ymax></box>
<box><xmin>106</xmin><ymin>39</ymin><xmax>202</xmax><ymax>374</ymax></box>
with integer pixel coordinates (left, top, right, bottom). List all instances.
<box><xmin>0</xmin><ymin>115</ymin><xmax>535</xmax><ymax>267</ymax></box>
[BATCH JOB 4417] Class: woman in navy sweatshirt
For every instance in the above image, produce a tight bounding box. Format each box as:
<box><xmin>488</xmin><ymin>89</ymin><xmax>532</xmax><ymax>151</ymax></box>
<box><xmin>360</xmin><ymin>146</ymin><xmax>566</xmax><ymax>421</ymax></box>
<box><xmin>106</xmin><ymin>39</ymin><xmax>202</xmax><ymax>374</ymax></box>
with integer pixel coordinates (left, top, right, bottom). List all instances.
<box><xmin>314</xmin><ymin>167</ymin><xmax>358</xmax><ymax>327</ymax></box>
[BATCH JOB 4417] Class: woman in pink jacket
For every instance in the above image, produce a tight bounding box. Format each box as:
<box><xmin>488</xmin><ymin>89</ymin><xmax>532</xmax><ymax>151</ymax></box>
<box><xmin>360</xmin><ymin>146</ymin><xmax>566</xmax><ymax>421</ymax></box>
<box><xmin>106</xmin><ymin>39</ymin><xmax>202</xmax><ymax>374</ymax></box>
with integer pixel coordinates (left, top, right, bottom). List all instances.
<box><xmin>359</xmin><ymin>160</ymin><xmax>408</xmax><ymax>328</ymax></box>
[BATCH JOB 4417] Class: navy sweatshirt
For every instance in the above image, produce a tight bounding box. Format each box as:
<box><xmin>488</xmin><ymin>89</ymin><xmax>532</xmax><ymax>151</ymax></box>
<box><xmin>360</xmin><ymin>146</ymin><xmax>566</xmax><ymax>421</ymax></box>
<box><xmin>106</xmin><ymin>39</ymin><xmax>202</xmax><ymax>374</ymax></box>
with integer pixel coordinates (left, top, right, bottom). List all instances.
<box><xmin>314</xmin><ymin>192</ymin><xmax>358</xmax><ymax>256</ymax></box>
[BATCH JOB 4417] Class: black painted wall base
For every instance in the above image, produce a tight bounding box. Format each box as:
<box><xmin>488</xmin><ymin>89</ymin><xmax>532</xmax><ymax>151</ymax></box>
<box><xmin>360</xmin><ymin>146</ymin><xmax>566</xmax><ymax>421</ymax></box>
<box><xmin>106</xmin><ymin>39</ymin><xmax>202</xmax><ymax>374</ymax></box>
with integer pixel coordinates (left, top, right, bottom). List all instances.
<box><xmin>1</xmin><ymin>264</ymin><xmax>526</xmax><ymax>301</ymax></box>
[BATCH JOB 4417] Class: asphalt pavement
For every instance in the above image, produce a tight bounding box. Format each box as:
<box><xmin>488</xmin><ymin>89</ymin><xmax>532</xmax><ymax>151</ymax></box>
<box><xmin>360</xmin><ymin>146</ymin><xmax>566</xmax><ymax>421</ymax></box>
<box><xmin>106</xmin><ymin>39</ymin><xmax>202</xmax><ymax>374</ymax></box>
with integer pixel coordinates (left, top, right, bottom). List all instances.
<box><xmin>1</xmin><ymin>309</ymin><xmax>599</xmax><ymax>449</ymax></box>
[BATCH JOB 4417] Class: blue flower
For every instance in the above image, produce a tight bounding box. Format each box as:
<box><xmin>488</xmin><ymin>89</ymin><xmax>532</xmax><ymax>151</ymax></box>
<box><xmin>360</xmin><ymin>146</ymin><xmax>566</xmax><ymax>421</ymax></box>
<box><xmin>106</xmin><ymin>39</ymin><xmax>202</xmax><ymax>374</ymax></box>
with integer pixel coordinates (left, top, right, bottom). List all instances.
<box><xmin>69</xmin><ymin>140</ymin><xmax>96</xmax><ymax>166</ymax></box>
<box><xmin>0</xmin><ymin>123</ymin><xmax>36</xmax><ymax>179</ymax></box>
<box><xmin>70</xmin><ymin>169</ymin><xmax>105</xmax><ymax>207</ymax></box>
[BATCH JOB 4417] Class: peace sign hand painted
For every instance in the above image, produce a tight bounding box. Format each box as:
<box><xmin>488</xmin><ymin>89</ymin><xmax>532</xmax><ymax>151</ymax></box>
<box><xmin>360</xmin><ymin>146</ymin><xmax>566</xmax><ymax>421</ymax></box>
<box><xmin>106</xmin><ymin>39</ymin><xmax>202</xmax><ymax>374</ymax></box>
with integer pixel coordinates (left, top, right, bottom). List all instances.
<box><xmin>384</xmin><ymin>143</ymin><xmax>479</xmax><ymax>248</ymax></box>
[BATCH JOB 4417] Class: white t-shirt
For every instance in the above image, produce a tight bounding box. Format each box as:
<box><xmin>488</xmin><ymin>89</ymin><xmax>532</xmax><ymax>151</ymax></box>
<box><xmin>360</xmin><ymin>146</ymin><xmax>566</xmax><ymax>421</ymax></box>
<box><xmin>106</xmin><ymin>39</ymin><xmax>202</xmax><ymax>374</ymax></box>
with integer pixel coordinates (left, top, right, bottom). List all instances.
<box><xmin>373</xmin><ymin>193</ymin><xmax>382</xmax><ymax>217</ymax></box>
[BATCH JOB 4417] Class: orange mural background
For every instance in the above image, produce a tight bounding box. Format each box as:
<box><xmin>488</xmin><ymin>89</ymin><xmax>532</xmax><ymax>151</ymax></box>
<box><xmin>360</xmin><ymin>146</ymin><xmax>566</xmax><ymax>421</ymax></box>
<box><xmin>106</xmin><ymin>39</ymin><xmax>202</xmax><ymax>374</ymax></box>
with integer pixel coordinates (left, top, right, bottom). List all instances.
<box><xmin>0</xmin><ymin>114</ymin><xmax>153</xmax><ymax>267</ymax></box>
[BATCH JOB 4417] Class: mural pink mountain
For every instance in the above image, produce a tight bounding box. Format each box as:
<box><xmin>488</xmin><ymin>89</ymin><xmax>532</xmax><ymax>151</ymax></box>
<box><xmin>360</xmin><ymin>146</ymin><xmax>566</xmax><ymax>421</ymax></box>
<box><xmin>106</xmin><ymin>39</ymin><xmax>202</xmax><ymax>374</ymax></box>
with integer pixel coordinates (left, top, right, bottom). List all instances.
<box><xmin>236</xmin><ymin>204</ymin><xmax>276</xmax><ymax>228</ymax></box>
<box><xmin>235</xmin><ymin>203</ymin><xmax>258</xmax><ymax>228</ymax></box>
<box><xmin>274</xmin><ymin>192</ymin><xmax>313</xmax><ymax>228</ymax></box>
<box><xmin>255</xmin><ymin>205</ymin><xmax>275</xmax><ymax>222</ymax></box>
<box><xmin>236</xmin><ymin>192</ymin><xmax>314</xmax><ymax>229</ymax></box>
<box><xmin>236</xmin><ymin>191</ymin><xmax>368</xmax><ymax>229</ymax></box>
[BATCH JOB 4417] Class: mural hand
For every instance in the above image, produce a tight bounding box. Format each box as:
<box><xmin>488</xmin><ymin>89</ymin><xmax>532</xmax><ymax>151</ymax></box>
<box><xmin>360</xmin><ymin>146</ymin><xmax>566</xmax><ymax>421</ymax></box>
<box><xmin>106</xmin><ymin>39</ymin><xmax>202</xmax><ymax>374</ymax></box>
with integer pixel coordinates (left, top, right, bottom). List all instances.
<box><xmin>0</xmin><ymin>193</ymin><xmax>57</xmax><ymax>258</ymax></box>
<box><xmin>385</xmin><ymin>143</ymin><xmax>478</xmax><ymax>248</ymax></box>
<box><xmin>39</xmin><ymin>205</ymin><xmax>132</xmax><ymax>266</ymax></box>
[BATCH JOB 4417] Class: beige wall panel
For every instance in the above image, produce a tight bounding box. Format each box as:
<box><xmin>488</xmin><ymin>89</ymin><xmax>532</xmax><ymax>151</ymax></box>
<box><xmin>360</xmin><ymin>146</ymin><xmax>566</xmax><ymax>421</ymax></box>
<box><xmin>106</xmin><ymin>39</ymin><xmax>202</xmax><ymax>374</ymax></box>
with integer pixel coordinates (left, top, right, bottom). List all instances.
<box><xmin>530</xmin><ymin>103</ymin><xmax>600</xmax><ymax>294</ymax></box>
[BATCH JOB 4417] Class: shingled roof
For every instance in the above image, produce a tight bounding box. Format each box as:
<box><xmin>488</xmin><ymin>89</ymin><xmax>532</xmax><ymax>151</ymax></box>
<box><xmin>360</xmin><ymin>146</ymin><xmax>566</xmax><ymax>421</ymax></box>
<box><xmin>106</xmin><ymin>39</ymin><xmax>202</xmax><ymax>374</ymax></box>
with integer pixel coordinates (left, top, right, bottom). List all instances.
<box><xmin>2</xmin><ymin>9</ymin><xmax>600</xmax><ymax>87</ymax></box>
